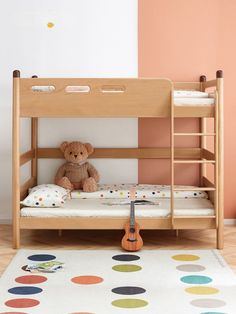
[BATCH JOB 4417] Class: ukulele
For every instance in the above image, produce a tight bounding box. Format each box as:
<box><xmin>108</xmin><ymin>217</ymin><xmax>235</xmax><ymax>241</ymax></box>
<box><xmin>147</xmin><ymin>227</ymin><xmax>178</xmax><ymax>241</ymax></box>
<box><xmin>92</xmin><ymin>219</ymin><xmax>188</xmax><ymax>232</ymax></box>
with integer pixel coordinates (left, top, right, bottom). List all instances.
<box><xmin>121</xmin><ymin>188</ymin><xmax>143</xmax><ymax>252</ymax></box>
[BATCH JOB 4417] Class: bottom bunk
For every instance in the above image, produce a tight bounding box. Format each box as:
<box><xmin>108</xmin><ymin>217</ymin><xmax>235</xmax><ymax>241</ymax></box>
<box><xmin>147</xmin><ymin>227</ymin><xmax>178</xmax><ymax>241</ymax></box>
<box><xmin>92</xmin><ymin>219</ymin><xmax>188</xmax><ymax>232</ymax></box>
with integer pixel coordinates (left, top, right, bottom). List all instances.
<box><xmin>19</xmin><ymin>183</ymin><xmax>217</xmax><ymax>231</ymax></box>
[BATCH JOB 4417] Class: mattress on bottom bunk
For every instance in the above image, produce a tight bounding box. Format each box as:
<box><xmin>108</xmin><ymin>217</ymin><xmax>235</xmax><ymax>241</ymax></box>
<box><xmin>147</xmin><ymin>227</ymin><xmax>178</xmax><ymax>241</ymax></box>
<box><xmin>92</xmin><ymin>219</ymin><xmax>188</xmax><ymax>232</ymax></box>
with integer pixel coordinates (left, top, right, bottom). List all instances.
<box><xmin>21</xmin><ymin>198</ymin><xmax>214</xmax><ymax>218</ymax></box>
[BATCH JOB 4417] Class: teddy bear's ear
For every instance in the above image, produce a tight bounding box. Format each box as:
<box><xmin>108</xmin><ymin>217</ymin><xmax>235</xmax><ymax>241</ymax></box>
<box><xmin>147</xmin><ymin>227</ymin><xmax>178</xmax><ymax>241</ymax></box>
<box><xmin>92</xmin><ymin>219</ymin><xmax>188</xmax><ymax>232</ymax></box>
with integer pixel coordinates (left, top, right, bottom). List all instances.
<box><xmin>84</xmin><ymin>143</ymin><xmax>94</xmax><ymax>155</ymax></box>
<box><xmin>60</xmin><ymin>141</ymin><xmax>69</xmax><ymax>153</ymax></box>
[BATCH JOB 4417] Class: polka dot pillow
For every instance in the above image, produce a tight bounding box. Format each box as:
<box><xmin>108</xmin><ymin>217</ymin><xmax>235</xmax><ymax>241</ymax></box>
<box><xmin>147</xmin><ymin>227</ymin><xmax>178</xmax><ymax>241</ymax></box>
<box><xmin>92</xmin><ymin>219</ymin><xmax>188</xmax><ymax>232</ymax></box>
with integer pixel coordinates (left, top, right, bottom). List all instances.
<box><xmin>21</xmin><ymin>184</ymin><xmax>69</xmax><ymax>208</ymax></box>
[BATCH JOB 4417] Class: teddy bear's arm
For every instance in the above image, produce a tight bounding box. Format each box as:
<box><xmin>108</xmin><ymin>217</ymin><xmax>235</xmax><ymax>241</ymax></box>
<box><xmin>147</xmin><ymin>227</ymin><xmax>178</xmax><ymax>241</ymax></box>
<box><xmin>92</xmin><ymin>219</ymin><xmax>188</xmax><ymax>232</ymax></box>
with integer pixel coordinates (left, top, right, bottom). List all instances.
<box><xmin>55</xmin><ymin>163</ymin><xmax>66</xmax><ymax>184</ymax></box>
<box><xmin>87</xmin><ymin>163</ymin><xmax>100</xmax><ymax>182</ymax></box>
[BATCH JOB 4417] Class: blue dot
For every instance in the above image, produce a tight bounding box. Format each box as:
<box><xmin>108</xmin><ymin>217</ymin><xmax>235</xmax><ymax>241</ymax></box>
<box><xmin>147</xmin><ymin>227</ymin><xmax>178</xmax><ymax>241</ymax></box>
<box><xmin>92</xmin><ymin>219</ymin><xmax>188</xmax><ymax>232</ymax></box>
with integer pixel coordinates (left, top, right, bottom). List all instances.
<box><xmin>181</xmin><ymin>275</ymin><xmax>212</xmax><ymax>284</ymax></box>
<box><xmin>201</xmin><ymin>312</ymin><xmax>226</xmax><ymax>314</ymax></box>
<box><xmin>28</xmin><ymin>254</ymin><xmax>56</xmax><ymax>261</ymax></box>
<box><xmin>8</xmin><ymin>286</ymin><xmax>43</xmax><ymax>295</ymax></box>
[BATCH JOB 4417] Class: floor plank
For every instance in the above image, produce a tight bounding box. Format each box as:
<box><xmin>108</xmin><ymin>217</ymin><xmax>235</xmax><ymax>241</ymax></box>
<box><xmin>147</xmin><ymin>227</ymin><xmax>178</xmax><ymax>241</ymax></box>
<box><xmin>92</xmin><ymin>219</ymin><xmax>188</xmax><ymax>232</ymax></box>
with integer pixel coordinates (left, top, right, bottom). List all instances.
<box><xmin>0</xmin><ymin>225</ymin><xmax>236</xmax><ymax>275</ymax></box>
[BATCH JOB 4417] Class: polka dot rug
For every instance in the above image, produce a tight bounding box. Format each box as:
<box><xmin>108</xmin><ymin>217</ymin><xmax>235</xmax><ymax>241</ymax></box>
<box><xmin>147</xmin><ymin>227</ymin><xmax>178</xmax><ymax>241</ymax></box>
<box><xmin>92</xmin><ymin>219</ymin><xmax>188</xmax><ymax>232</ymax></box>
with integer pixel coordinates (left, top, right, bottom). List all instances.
<box><xmin>0</xmin><ymin>249</ymin><xmax>235</xmax><ymax>313</ymax></box>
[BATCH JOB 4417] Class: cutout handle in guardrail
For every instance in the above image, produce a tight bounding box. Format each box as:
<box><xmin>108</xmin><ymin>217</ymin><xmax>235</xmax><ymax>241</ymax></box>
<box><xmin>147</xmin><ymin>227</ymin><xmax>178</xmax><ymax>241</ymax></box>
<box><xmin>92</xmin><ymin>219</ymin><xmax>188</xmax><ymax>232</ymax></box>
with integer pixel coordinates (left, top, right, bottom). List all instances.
<box><xmin>65</xmin><ymin>86</ymin><xmax>90</xmax><ymax>93</ymax></box>
<box><xmin>101</xmin><ymin>85</ymin><xmax>126</xmax><ymax>93</ymax></box>
<box><xmin>31</xmin><ymin>86</ymin><xmax>55</xmax><ymax>92</ymax></box>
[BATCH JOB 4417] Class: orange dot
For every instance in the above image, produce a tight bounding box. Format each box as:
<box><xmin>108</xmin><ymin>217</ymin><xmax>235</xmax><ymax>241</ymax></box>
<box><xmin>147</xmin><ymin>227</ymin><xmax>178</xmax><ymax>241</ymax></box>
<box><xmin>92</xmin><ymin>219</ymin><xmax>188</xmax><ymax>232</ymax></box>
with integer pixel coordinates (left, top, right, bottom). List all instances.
<box><xmin>15</xmin><ymin>275</ymin><xmax>47</xmax><ymax>284</ymax></box>
<box><xmin>71</xmin><ymin>275</ymin><xmax>103</xmax><ymax>285</ymax></box>
<box><xmin>5</xmin><ymin>298</ymin><xmax>39</xmax><ymax>308</ymax></box>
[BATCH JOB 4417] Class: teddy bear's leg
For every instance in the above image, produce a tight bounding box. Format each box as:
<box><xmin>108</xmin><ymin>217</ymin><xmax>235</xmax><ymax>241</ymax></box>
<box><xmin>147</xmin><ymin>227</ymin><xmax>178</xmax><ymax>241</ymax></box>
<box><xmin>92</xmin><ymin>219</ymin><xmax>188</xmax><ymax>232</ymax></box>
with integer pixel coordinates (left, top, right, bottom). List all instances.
<box><xmin>57</xmin><ymin>177</ymin><xmax>74</xmax><ymax>190</ymax></box>
<box><xmin>83</xmin><ymin>177</ymin><xmax>97</xmax><ymax>192</ymax></box>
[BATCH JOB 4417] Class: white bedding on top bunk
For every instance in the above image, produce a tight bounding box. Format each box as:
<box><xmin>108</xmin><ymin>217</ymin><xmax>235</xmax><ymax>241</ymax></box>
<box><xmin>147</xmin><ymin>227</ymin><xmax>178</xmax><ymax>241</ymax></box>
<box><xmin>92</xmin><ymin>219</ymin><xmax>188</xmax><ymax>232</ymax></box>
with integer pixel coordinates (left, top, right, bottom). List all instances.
<box><xmin>174</xmin><ymin>90</ymin><xmax>215</xmax><ymax>106</ymax></box>
<box><xmin>21</xmin><ymin>198</ymin><xmax>214</xmax><ymax>218</ymax></box>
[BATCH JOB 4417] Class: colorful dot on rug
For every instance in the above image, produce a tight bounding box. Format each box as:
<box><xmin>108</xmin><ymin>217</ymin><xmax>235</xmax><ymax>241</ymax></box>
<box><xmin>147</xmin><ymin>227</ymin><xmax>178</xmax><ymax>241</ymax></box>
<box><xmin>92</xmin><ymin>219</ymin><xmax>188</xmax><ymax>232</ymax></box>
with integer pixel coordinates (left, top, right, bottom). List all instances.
<box><xmin>190</xmin><ymin>299</ymin><xmax>226</xmax><ymax>308</ymax></box>
<box><xmin>8</xmin><ymin>286</ymin><xmax>43</xmax><ymax>295</ymax></box>
<box><xmin>185</xmin><ymin>286</ymin><xmax>219</xmax><ymax>295</ymax></box>
<box><xmin>112</xmin><ymin>264</ymin><xmax>142</xmax><ymax>272</ymax></box>
<box><xmin>15</xmin><ymin>275</ymin><xmax>47</xmax><ymax>284</ymax></box>
<box><xmin>172</xmin><ymin>254</ymin><xmax>200</xmax><ymax>261</ymax></box>
<box><xmin>112</xmin><ymin>298</ymin><xmax>148</xmax><ymax>308</ymax></box>
<box><xmin>112</xmin><ymin>254</ymin><xmax>140</xmax><ymax>261</ymax></box>
<box><xmin>181</xmin><ymin>275</ymin><xmax>212</xmax><ymax>284</ymax></box>
<box><xmin>0</xmin><ymin>312</ymin><xmax>28</xmax><ymax>314</ymax></box>
<box><xmin>112</xmin><ymin>286</ymin><xmax>146</xmax><ymax>295</ymax></box>
<box><xmin>27</xmin><ymin>254</ymin><xmax>56</xmax><ymax>261</ymax></box>
<box><xmin>176</xmin><ymin>264</ymin><xmax>206</xmax><ymax>272</ymax></box>
<box><xmin>5</xmin><ymin>298</ymin><xmax>40</xmax><ymax>308</ymax></box>
<box><xmin>71</xmin><ymin>276</ymin><xmax>103</xmax><ymax>284</ymax></box>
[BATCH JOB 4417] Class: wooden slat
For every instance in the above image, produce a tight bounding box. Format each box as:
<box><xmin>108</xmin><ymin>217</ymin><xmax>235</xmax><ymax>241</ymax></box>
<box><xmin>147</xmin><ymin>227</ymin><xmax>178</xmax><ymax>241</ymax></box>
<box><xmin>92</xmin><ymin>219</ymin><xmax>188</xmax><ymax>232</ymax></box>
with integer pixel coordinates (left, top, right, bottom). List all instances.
<box><xmin>20</xmin><ymin>177</ymin><xmax>36</xmax><ymax>201</ymax></box>
<box><xmin>20</xmin><ymin>149</ymin><xmax>35</xmax><ymax>166</ymax></box>
<box><xmin>20</xmin><ymin>78</ymin><xmax>172</xmax><ymax>118</ymax></box>
<box><xmin>174</xmin><ymin>133</ymin><xmax>215</xmax><ymax>136</ymax></box>
<box><xmin>202</xmin><ymin>148</ymin><xmax>215</xmax><ymax>160</ymax></box>
<box><xmin>174</xmin><ymin>105</ymin><xmax>214</xmax><ymax>117</ymax></box>
<box><xmin>37</xmin><ymin>147</ymin><xmax>201</xmax><ymax>159</ymax></box>
<box><xmin>19</xmin><ymin>217</ymin><xmax>216</xmax><ymax>230</ymax></box>
<box><xmin>173</xmin><ymin>218</ymin><xmax>216</xmax><ymax>229</ymax></box>
<box><xmin>204</xmin><ymin>79</ymin><xmax>217</xmax><ymax>89</ymax></box>
<box><xmin>174</xmin><ymin>187</ymin><xmax>215</xmax><ymax>191</ymax></box>
<box><xmin>174</xmin><ymin>160</ymin><xmax>215</xmax><ymax>164</ymax></box>
<box><xmin>173</xmin><ymin>82</ymin><xmax>201</xmax><ymax>90</ymax></box>
<box><xmin>20</xmin><ymin>217</ymin><xmax>172</xmax><ymax>230</ymax></box>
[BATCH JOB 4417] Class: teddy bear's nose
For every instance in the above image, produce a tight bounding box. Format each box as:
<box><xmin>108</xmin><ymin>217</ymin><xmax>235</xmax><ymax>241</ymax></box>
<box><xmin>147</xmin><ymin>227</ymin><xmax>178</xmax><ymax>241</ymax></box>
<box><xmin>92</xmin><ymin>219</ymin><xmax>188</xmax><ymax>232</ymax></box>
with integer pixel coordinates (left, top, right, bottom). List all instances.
<box><xmin>74</xmin><ymin>154</ymin><xmax>78</xmax><ymax>158</ymax></box>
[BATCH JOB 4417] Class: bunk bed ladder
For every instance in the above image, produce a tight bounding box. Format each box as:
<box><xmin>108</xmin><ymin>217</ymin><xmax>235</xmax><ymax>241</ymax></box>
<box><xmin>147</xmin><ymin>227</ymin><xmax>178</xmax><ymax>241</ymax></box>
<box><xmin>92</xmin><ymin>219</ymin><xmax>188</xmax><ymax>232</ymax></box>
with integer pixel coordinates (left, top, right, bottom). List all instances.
<box><xmin>171</xmin><ymin>71</ymin><xmax>223</xmax><ymax>249</ymax></box>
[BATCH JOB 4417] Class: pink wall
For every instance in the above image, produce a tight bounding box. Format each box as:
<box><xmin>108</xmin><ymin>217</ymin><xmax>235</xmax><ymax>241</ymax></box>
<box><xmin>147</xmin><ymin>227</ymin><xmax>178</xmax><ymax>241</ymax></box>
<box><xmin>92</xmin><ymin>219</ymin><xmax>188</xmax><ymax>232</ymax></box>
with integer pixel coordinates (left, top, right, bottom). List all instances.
<box><xmin>138</xmin><ymin>0</ymin><xmax>236</xmax><ymax>218</ymax></box>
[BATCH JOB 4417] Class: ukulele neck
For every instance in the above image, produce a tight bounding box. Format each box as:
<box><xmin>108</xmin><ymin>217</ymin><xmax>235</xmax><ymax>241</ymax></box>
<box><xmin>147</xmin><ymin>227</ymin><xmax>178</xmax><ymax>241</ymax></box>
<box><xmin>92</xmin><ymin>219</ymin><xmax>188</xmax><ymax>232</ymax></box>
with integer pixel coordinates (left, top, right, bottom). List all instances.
<box><xmin>130</xmin><ymin>201</ymin><xmax>135</xmax><ymax>229</ymax></box>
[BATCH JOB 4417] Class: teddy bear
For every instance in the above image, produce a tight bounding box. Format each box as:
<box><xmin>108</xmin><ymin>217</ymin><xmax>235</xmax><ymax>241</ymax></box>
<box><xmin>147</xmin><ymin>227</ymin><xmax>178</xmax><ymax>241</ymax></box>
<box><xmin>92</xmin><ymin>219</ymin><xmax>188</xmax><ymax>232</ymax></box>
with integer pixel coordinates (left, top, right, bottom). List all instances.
<box><xmin>55</xmin><ymin>141</ymin><xmax>100</xmax><ymax>192</ymax></box>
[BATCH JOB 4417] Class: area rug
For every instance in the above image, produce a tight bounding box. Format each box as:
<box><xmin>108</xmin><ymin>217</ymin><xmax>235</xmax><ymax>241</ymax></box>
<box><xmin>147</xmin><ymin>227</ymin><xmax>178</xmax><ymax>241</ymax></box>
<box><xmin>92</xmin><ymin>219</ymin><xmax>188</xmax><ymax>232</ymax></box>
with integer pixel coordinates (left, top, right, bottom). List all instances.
<box><xmin>0</xmin><ymin>249</ymin><xmax>235</xmax><ymax>314</ymax></box>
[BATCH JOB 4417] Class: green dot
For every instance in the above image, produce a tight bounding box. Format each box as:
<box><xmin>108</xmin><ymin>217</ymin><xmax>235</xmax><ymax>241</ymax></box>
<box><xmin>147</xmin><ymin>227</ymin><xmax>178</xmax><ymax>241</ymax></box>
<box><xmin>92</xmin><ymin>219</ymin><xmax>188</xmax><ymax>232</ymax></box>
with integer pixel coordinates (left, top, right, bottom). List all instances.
<box><xmin>112</xmin><ymin>298</ymin><xmax>148</xmax><ymax>308</ymax></box>
<box><xmin>112</xmin><ymin>264</ymin><xmax>142</xmax><ymax>272</ymax></box>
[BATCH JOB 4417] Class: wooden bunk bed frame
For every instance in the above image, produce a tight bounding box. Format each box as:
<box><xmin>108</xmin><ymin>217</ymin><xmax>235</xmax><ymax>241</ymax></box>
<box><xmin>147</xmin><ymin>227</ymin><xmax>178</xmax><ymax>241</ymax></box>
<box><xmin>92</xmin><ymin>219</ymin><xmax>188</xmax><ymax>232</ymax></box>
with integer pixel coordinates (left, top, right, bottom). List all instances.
<box><xmin>12</xmin><ymin>70</ymin><xmax>224</xmax><ymax>249</ymax></box>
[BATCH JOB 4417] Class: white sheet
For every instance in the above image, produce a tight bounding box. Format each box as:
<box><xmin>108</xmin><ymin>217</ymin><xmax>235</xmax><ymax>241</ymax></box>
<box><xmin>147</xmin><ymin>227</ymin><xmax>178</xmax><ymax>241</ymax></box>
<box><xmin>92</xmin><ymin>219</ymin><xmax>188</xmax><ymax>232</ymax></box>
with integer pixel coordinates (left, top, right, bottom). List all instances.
<box><xmin>174</xmin><ymin>97</ymin><xmax>215</xmax><ymax>106</ymax></box>
<box><xmin>174</xmin><ymin>90</ymin><xmax>209</xmax><ymax>98</ymax></box>
<box><xmin>71</xmin><ymin>184</ymin><xmax>208</xmax><ymax>200</ymax></box>
<box><xmin>21</xmin><ymin>198</ymin><xmax>214</xmax><ymax>218</ymax></box>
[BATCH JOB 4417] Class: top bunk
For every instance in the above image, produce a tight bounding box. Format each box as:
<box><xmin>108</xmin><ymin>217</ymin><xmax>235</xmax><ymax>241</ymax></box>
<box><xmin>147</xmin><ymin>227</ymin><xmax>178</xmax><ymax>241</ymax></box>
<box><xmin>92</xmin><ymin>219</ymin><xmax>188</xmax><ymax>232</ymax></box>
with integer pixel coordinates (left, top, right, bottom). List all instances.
<box><xmin>13</xmin><ymin>70</ymin><xmax>223</xmax><ymax>118</ymax></box>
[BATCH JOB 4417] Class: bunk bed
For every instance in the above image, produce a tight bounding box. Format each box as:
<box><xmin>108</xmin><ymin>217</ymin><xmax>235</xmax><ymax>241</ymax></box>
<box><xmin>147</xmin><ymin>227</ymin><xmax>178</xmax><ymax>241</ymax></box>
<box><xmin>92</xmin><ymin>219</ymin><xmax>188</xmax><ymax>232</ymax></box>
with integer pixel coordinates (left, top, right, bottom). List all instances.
<box><xmin>12</xmin><ymin>70</ymin><xmax>224</xmax><ymax>249</ymax></box>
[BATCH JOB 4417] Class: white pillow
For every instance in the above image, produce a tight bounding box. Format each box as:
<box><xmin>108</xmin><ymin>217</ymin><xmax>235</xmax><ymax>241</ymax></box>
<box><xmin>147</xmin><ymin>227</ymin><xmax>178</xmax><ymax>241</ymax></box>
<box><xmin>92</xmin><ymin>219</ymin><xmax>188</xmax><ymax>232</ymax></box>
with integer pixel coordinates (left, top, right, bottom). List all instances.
<box><xmin>21</xmin><ymin>184</ymin><xmax>68</xmax><ymax>208</ymax></box>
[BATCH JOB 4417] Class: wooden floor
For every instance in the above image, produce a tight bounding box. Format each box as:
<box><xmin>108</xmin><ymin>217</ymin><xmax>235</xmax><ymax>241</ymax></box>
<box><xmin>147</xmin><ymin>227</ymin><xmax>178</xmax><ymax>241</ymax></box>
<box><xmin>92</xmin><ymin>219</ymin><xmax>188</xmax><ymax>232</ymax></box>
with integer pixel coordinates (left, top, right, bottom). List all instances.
<box><xmin>0</xmin><ymin>224</ymin><xmax>236</xmax><ymax>275</ymax></box>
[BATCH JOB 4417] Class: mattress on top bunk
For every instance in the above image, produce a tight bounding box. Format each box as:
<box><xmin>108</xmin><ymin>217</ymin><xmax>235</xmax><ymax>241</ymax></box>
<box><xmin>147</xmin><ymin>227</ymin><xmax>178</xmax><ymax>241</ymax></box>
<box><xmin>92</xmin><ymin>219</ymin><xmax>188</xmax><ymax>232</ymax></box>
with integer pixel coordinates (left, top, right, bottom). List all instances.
<box><xmin>174</xmin><ymin>90</ymin><xmax>215</xmax><ymax>106</ymax></box>
<box><xmin>21</xmin><ymin>198</ymin><xmax>214</xmax><ymax>218</ymax></box>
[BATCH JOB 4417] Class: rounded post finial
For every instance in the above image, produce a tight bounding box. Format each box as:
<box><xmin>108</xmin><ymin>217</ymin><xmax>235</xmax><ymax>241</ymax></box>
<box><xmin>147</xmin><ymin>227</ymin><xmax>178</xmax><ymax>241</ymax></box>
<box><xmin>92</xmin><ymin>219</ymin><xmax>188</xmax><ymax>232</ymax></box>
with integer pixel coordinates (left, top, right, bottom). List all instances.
<box><xmin>32</xmin><ymin>75</ymin><xmax>38</xmax><ymax>78</ymax></box>
<box><xmin>216</xmin><ymin>70</ymin><xmax>223</xmax><ymax>78</ymax></box>
<box><xmin>13</xmin><ymin>70</ymin><xmax>20</xmax><ymax>78</ymax></box>
<box><xmin>200</xmin><ymin>75</ymin><xmax>206</xmax><ymax>82</ymax></box>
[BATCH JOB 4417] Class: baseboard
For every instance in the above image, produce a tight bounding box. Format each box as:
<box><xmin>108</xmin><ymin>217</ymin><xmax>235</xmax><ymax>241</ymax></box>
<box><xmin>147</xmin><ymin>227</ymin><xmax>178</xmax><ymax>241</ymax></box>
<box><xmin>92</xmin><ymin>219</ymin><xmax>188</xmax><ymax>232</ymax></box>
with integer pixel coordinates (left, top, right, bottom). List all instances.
<box><xmin>0</xmin><ymin>218</ymin><xmax>235</xmax><ymax>225</ymax></box>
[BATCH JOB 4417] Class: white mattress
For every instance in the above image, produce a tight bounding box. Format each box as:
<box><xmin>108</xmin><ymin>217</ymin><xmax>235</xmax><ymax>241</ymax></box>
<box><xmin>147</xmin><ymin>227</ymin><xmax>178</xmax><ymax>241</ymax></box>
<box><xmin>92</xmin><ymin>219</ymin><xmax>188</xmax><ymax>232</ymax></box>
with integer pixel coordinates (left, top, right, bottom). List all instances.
<box><xmin>21</xmin><ymin>198</ymin><xmax>214</xmax><ymax>218</ymax></box>
<box><xmin>174</xmin><ymin>90</ymin><xmax>215</xmax><ymax>106</ymax></box>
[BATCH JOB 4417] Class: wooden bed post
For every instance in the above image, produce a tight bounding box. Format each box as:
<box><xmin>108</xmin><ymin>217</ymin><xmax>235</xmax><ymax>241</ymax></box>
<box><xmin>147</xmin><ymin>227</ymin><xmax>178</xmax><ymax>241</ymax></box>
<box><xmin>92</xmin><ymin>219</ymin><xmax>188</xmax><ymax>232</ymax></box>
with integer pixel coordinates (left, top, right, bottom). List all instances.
<box><xmin>12</xmin><ymin>70</ymin><xmax>21</xmax><ymax>249</ymax></box>
<box><xmin>216</xmin><ymin>70</ymin><xmax>224</xmax><ymax>249</ymax></box>
<box><xmin>200</xmin><ymin>75</ymin><xmax>207</xmax><ymax>186</ymax></box>
<box><xmin>31</xmin><ymin>75</ymin><xmax>38</xmax><ymax>185</ymax></box>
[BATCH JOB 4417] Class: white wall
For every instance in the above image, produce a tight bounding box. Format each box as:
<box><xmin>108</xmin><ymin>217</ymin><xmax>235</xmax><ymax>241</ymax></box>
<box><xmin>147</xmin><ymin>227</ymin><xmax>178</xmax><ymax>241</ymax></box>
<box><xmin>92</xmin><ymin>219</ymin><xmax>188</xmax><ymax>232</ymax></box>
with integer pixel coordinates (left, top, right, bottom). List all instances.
<box><xmin>0</xmin><ymin>0</ymin><xmax>138</xmax><ymax>221</ymax></box>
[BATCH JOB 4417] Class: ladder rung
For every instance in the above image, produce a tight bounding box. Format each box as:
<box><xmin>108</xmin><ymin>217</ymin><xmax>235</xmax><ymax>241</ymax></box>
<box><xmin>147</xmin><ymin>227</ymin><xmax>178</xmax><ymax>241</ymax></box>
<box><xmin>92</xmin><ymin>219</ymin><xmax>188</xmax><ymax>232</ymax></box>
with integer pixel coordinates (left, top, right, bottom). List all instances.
<box><xmin>174</xmin><ymin>160</ymin><xmax>215</xmax><ymax>164</ymax></box>
<box><xmin>174</xmin><ymin>133</ymin><xmax>216</xmax><ymax>136</ymax></box>
<box><xmin>173</xmin><ymin>187</ymin><xmax>215</xmax><ymax>191</ymax></box>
